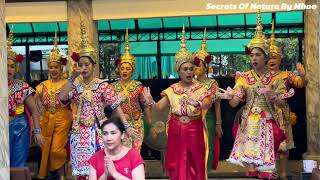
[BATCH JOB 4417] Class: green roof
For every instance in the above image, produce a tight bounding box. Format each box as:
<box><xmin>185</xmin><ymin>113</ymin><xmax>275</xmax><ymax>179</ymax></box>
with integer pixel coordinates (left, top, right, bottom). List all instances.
<box><xmin>190</xmin><ymin>16</ymin><xmax>217</xmax><ymax>27</ymax></box>
<box><xmin>7</xmin><ymin>11</ymin><xmax>304</xmax><ymax>49</ymax></box>
<box><xmin>110</xmin><ymin>19</ymin><xmax>135</xmax><ymax>30</ymax></box>
<box><xmin>276</xmin><ymin>11</ymin><xmax>303</xmax><ymax>24</ymax></box>
<box><xmin>97</xmin><ymin>20</ymin><xmax>110</xmax><ymax>31</ymax></box>
<box><xmin>138</xmin><ymin>18</ymin><xmax>162</xmax><ymax>29</ymax></box>
<box><xmin>7</xmin><ymin>11</ymin><xmax>303</xmax><ymax>33</ymax></box>
<box><xmin>117</xmin><ymin>39</ymin><xmax>252</xmax><ymax>55</ymax></box>
<box><xmin>245</xmin><ymin>13</ymin><xmax>272</xmax><ymax>25</ymax></box>
<box><xmin>163</xmin><ymin>17</ymin><xmax>190</xmax><ymax>28</ymax></box>
<box><xmin>8</xmin><ymin>22</ymin><xmax>68</xmax><ymax>34</ymax></box>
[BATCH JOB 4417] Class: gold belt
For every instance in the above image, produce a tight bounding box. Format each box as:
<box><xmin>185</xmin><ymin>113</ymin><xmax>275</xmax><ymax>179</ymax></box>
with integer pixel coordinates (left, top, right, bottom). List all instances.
<box><xmin>131</xmin><ymin>120</ymin><xmax>143</xmax><ymax>129</ymax></box>
<box><xmin>47</xmin><ymin>107</ymin><xmax>57</xmax><ymax>114</ymax></box>
<box><xmin>80</xmin><ymin>118</ymin><xmax>95</xmax><ymax>127</ymax></box>
<box><xmin>172</xmin><ymin>114</ymin><xmax>201</xmax><ymax>124</ymax></box>
<box><xmin>45</xmin><ymin>106</ymin><xmax>68</xmax><ymax>114</ymax></box>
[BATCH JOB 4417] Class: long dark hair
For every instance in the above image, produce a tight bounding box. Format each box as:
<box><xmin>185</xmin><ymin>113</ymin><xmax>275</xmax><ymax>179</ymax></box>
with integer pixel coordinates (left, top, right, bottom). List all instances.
<box><xmin>100</xmin><ymin>117</ymin><xmax>125</xmax><ymax>134</ymax></box>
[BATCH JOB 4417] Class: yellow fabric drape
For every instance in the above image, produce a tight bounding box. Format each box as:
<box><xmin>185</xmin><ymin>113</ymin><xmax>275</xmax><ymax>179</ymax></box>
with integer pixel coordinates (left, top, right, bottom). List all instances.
<box><xmin>38</xmin><ymin>108</ymin><xmax>71</xmax><ymax>179</ymax></box>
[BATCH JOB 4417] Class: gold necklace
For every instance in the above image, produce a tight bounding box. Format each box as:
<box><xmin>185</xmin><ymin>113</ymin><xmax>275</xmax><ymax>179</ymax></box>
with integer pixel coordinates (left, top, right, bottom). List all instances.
<box><xmin>47</xmin><ymin>79</ymin><xmax>64</xmax><ymax>113</ymax></box>
<box><xmin>120</xmin><ymin>80</ymin><xmax>133</xmax><ymax>88</ymax></box>
<box><xmin>119</xmin><ymin>80</ymin><xmax>136</xmax><ymax>122</ymax></box>
<box><xmin>80</xmin><ymin>78</ymin><xmax>97</xmax><ymax>103</ymax></box>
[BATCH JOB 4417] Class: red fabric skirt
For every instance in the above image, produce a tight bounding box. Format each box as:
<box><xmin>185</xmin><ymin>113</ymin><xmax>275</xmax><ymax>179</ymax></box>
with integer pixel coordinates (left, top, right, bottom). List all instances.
<box><xmin>165</xmin><ymin>116</ymin><xmax>206</xmax><ymax>180</ymax></box>
<box><xmin>213</xmin><ymin>133</ymin><xmax>220</xmax><ymax>170</ymax></box>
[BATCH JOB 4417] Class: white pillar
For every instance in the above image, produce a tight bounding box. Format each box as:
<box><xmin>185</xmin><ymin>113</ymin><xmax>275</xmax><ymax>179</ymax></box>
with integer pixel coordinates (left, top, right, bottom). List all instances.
<box><xmin>67</xmin><ymin>0</ymin><xmax>99</xmax><ymax>77</ymax></box>
<box><xmin>0</xmin><ymin>0</ymin><xmax>10</xmax><ymax>179</ymax></box>
<box><xmin>304</xmin><ymin>0</ymin><xmax>320</xmax><ymax>163</ymax></box>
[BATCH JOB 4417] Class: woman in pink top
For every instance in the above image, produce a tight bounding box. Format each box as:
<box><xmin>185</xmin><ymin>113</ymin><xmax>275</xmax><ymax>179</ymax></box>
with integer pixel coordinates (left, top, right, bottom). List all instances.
<box><xmin>88</xmin><ymin>117</ymin><xmax>145</xmax><ymax>180</ymax></box>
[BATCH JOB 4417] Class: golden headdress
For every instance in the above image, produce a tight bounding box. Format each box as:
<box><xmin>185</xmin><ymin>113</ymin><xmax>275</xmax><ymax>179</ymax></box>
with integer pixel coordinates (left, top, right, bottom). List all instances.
<box><xmin>120</xmin><ymin>28</ymin><xmax>136</xmax><ymax>69</ymax></box>
<box><xmin>7</xmin><ymin>31</ymin><xmax>17</xmax><ymax>61</ymax></box>
<box><xmin>78</xmin><ymin>14</ymin><xmax>97</xmax><ymax>64</ymax></box>
<box><xmin>174</xmin><ymin>25</ymin><xmax>193</xmax><ymax>72</ymax></box>
<box><xmin>49</xmin><ymin>32</ymin><xmax>62</xmax><ymax>64</ymax></box>
<box><xmin>269</xmin><ymin>19</ymin><xmax>282</xmax><ymax>55</ymax></box>
<box><xmin>193</xmin><ymin>28</ymin><xmax>212</xmax><ymax>66</ymax></box>
<box><xmin>248</xmin><ymin>12</ymin><xmax>268</xmax><ymax>55</ymax></box>
<box><xmin>7</xmin><ymin>29</ymin><xmax>24</xmax><ymax>65</ymax></box>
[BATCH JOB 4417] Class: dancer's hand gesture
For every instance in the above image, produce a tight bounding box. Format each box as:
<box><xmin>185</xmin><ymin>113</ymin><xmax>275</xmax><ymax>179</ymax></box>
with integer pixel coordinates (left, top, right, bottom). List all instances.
<box><xmin>125</xmin><ymin>127</ymin><xmax>140</xmax><ymax>141</ymax></box>
<box><xmin>216</xmin><ymin>87</ymin><xmax>233</xmax><ymax>99</ymax></box>
<box><xmin>296</xmin><ymin>62</ymin><xmax>305</xmax><ymax>77</ymax></box>
<box><xmin>68</xmin><ymin>63</ymin><xmax>81</xmax><ymax>83</ymax></box>
<box><xmin>288</xmin><ymin>71</ymin><xmax>296</xmax><ymax>84</ymax></box>
<box><xmin>71</xmin><ymin>63</ymin><xmax>81</xmax><ymax>79</ymax></box>
<box><xmin>183</xmin><ymin>90</ymin><xmax>197</xmax><ymax>107</ymax></box>
<box><xmin>187</xmin><ymin>97</ymin><xmax>200</xmax><ymax>107</ymax></box>
<box><xmin>143</xmin><ymin>87</ymin><xmax>155</xmax><ymax>105</ymax></box>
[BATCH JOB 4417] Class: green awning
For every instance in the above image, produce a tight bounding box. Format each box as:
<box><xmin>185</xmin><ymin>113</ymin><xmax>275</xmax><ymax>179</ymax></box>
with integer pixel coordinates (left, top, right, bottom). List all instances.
<box><xmin>6</xmin><ymin>11</ymin><xmax>304</xmax><ymax>46</ymax></box>
<box><xmin>8</xmin><ymin>22</ymin><xmax>68</xmax><ymax>33</ymax></box>
<box><xmin>102</xmin><ymin>11</ymin><xmax>302</xmax><ymax>30</ymax></box>
<box><xmin>109</xmin><ymin>19</ymin><xmax>135</xmax><ymax>30</ymax></box>
<box><xmin>117</xmin><ymin>39</ymin><xmax>252</xmax><ymax>55</ymax></box>
<box><xmin>138</xmin><ymin>18</ymin><xmax>162</xmax><ymax>29</ymax></box>
<box><xmin>7</xmin><ymin>11</ymin><xmax>303</xmax><ymax>34</ymax></box>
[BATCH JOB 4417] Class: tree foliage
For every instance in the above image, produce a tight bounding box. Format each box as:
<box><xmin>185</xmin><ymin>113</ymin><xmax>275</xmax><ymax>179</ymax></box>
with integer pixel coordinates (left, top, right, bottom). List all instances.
<box><xmin>214</xmin><ymin>38</ymin><xmax>301</xmax><ymax>74</ymax></box>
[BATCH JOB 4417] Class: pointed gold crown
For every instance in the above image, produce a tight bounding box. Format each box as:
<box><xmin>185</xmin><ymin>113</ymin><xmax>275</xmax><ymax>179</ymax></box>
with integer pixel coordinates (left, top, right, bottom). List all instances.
<box><xmin>7</xmin><ymin>30</ymin><xmax>17</xmax><ymax>61</ymax></box>
<box><xmin>194</xmin><ymin>28</ymin><xmax>210</xmax><ymax>64</ymax></box>
<box><xmin>120</xmin><ymin>28</ymin><xmax>136</xmax><ymax>69</ymax></box>
<box><xmin>78</xmin><ymin>13</ymin><xmax>97</xmax><ymax>63</ymax></box>
<box><xmin>269</xmin><ymin>19</ymin><xmax>282</xmax><ymax>55</ymax></box>
<box><xmin>49</xmin><ymin>32</ymin><xmax>62</xmax><ymax>64</ymax></box>
<box><xmin>248</xmin><ymin>11</ymin><xmax>268</xmax><ymax>55</ymax></box>
<box><xmin>174</xmin><ymin>25</ymin><xmax>193</xmax><ymax>72</ymax></box>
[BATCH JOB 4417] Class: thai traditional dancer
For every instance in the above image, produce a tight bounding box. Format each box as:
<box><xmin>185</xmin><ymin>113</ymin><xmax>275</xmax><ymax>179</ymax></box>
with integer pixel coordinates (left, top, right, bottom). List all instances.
<box><xmin>59</xmin><ymin>19</ymin><xmax>131</xmax><ymax>179</ymax></box>
<box><xmin>112</xmin><ymin>29</ymin><xmax>152</xmax><ymax>151</ymax></box>
<box><xmin>219</xmin><ymin>13</ymin><xmax>290</xmax><ymax>179</ymax></box>
<box><xmin>193</xmin><ymin>28</ymin><xmax>222</xmax><ymax>171</ymax></box>
<box><xmin>143</xmin><ymin>26</ymin><xmax>212</xmax><ymax>180</ymax></box>
<box><xmin>35</xmin><ymin>33</ymin><xmax>71</xmax><ymax>179</ymax></box>
<box><xmin>7</xmin><ymin>31</ymin><xmax>44</xmax><ymax>167</ymax></box>
<box><xmin>267</xmin><ymin>20</ymin><xmax>305</xmax><ymax>180</ymax></box>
